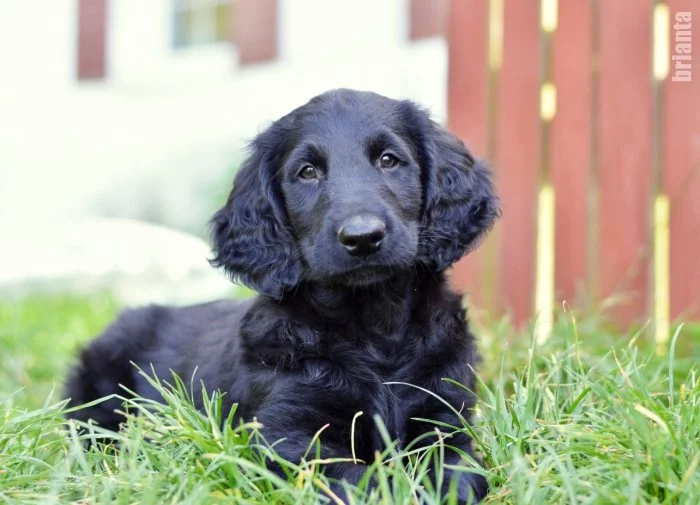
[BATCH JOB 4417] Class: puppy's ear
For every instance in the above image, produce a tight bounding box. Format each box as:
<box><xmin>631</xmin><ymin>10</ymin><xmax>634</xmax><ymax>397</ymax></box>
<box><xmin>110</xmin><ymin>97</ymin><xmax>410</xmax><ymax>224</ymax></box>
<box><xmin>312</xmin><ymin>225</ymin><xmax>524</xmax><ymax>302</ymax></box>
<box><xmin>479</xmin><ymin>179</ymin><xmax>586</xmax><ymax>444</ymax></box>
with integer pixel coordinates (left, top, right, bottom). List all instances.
<box><xmin>210</xmin><ymin>125</ymin><xmax>302</xmax><ymax>298</ymax></box>
<box><xmin>418</xmin><ymin>122</ymin><xmax>501</xmax><ymax>271</ymax></box>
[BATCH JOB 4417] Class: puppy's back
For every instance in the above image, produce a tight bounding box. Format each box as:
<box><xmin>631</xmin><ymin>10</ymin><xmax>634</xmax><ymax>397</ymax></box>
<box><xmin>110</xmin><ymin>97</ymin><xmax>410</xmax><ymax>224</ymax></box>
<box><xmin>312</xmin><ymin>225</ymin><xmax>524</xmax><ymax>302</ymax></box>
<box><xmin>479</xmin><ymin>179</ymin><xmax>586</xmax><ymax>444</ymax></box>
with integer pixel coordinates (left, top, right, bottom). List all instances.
<box><xmin>64</xmin><ymin>298</ymin><xmax>253</xmax><ymax>431</ymax></box>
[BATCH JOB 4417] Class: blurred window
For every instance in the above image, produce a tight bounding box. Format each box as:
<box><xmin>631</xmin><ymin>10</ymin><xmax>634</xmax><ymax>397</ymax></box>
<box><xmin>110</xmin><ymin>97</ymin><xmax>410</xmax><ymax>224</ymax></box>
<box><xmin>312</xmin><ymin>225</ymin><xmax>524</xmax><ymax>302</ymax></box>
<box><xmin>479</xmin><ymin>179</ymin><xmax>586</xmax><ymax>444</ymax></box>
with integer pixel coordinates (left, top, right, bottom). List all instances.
<box><xmin>173</xmin><ymin>0</ymin><xmax>233</xmax><ymax>48</ymax></box>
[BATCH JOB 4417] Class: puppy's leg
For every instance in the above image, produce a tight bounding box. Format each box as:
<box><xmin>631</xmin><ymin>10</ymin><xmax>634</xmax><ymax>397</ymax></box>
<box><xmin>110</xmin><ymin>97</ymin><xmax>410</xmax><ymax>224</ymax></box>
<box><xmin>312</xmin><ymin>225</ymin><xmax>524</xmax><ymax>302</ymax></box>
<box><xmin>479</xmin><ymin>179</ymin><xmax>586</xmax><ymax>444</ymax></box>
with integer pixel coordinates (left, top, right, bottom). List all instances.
<box><xmin>253</xmin><ymin>384</ymin><xmax>371</xmax><ymax>501</ymax></box>
<box><xmin>64</xmin><ymin>306</ymin><xmax>161</xmax><ymax>432</ymax></box>
<box><xmin>408</xmin><ymin>418</ymin><xmax>487</xmax><ymax>503</ymax></box>
<box><xmin>439</xmin><ymin>433</ymin><xmax>489</xmax><ymax>504</ymax></box>
<box><xmin>409</xmin><ymin>381</ymin><xmax>489</xmax><ymax>504</ymax></box>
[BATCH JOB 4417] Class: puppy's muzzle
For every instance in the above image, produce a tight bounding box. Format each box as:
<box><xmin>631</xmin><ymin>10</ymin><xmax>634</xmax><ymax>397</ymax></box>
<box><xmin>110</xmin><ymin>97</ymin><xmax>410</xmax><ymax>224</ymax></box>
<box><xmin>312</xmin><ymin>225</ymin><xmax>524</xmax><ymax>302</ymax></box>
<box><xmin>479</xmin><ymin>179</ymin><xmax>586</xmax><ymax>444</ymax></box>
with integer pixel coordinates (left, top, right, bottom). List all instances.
<box><xmin>337</xmin><ymin>215</ymin><xmax>386</xmax><ymax>257</ymax></box>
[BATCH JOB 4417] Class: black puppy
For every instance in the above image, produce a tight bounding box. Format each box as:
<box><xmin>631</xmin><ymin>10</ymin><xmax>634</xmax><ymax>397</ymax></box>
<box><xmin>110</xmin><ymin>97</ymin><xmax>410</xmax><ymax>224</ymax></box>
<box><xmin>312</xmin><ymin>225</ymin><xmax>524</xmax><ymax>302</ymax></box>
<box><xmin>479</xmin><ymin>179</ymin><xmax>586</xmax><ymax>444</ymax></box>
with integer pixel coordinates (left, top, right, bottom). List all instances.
<box><xmin>65</xmin><ymin>89</ymin><xmax>500</xmax><ymax>502</ymax></box>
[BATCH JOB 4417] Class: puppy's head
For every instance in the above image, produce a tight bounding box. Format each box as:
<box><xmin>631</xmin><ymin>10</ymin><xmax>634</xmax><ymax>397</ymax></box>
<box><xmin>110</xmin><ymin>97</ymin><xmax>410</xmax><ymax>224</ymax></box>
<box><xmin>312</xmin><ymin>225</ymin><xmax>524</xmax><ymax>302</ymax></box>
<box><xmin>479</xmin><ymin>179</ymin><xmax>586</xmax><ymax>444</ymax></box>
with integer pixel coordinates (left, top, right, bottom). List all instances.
<box><xmin>211</xmin><ymin>89</ymin><xmax>500</xmax><ymax>297</ymax></box>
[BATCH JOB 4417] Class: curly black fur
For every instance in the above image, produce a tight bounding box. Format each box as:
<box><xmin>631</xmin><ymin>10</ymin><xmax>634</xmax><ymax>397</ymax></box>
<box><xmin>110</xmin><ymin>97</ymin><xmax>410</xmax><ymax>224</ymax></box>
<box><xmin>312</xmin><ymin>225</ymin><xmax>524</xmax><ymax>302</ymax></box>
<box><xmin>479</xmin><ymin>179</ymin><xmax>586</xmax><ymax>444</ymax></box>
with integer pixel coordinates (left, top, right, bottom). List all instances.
<box><xmin>65</xmin><ymin>89</ymin><xmax>500</xmax><ymax>503</ymax></box>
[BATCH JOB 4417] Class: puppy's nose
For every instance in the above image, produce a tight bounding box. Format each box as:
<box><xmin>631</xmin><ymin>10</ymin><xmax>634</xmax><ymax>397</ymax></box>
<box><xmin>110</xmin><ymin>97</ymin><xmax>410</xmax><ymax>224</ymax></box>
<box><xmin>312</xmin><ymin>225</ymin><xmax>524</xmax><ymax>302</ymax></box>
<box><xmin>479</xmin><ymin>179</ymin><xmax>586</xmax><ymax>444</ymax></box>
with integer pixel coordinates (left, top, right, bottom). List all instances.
<box><xmin>338</xmin><ymin>215</ymin><xmax>386</xmax><ymax>257</ymax></box>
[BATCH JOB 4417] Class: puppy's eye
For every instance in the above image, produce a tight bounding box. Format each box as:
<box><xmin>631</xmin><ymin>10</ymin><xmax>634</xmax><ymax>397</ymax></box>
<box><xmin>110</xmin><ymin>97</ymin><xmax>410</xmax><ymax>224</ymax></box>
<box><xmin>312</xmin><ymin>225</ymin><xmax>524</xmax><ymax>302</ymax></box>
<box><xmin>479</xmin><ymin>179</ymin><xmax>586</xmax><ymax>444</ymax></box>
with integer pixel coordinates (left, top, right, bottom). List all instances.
<box><xmin>298</xmin><ymin>165</ymin><xmax>318</xmax><ymax>180</ymax></box>
<box><xmin>378</xmin><ymin>153</ymin><xmax>399</xmax><ymax>169</ymax></box>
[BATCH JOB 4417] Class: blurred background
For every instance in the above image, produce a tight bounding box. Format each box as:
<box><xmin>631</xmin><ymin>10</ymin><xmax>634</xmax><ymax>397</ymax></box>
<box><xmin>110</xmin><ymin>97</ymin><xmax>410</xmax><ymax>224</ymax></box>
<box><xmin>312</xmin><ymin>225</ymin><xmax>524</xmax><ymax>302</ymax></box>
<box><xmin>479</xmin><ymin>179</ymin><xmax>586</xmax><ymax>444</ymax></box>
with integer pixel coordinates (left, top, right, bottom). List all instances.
<box><xmin>0</xmin><ymin>0</ymin><xmax>698</xmax><ymax>344</ymax></box>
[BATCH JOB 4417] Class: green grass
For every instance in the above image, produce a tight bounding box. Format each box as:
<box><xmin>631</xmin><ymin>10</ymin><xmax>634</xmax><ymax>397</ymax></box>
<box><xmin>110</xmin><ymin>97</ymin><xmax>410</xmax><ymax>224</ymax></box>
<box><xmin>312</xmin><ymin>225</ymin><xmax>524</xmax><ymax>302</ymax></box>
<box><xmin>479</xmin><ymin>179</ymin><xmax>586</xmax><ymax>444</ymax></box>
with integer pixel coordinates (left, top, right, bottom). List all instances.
<box><xmin>0</xmin><ymin>294</ymin><xmax>698</xmax><ymax>504</ymax></box>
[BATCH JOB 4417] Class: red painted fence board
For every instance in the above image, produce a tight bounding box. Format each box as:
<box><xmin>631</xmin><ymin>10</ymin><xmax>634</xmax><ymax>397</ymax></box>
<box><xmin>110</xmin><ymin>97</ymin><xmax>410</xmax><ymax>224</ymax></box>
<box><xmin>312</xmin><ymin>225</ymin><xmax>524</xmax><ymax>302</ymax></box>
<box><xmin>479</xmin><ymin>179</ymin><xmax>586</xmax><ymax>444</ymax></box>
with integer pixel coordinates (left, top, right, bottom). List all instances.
<box><xmin>495</xmin><ymin>1</ymin><xmax>541</xmax><ymax>324</ymax></box>
<box><xmin>447</xmin><ymin>0</ymin><xmax>491</xmax><ymax>309</ymax></box>
<box><xmin>551</xmin><ymin>1</ymin><xmax>593</xmax><ymax>308</ymax></box>
<box><xmin>665</xmin><ymin>0</ymin><xmax>700</xmax><ymax>320</ymax></box>
<box><xmin>598</xmin><ymin>1</ymin><xmax>653</xmax><ymax>325</ymax></box>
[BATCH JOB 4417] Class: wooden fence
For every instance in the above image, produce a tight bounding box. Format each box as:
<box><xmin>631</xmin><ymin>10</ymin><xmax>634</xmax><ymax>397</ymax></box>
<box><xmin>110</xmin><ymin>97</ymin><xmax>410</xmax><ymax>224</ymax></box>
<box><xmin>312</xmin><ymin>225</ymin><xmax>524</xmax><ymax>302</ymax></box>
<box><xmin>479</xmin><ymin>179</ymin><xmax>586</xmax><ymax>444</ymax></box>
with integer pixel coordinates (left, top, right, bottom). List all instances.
<box><xmin>443</xmin><ymin>0</ymin><xmax>699</xmax><ymax>341</ymax></box>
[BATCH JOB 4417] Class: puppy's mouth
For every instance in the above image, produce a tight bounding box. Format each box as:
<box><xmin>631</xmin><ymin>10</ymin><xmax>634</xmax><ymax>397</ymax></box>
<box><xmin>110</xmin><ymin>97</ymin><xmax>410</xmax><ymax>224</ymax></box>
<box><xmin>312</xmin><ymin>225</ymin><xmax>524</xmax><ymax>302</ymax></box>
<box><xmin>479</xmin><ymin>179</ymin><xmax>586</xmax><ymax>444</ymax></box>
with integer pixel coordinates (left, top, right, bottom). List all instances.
<box><xmin>326</xmin><ymin>264</ymin><xmax>401</xmax><ymax>286</ymax></box>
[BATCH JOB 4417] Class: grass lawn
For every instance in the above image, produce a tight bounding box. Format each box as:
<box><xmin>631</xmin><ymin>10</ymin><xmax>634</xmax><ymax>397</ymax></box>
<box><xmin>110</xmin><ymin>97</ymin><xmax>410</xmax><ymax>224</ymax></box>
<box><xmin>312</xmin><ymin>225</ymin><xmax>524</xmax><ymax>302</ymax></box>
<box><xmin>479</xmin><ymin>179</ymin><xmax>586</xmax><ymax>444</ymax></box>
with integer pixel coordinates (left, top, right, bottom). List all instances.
<box><xmin>0</xmin><ymin>293</ymin><xmax>698</xmax><ymax>504</ymax></box>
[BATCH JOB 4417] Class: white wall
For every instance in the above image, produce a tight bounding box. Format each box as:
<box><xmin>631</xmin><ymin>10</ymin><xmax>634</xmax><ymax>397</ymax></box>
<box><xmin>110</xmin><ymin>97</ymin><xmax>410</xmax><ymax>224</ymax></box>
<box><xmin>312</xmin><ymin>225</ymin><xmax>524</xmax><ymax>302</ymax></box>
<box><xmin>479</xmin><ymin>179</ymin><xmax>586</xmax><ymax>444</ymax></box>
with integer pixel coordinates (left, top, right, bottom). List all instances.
<box><xmin>108</xmin><ymin>0</ymin><xmax>236</xmax><ymax>88</ymax></box>
<box><xmin>0</xmin><ymin>0</ymin><xmax>76</xmax><ymax>93</ymax></box>
<box><xmin>279</xmin><ymin>0</ymin><xmax>408</xmax><ymax>64</ymax></box>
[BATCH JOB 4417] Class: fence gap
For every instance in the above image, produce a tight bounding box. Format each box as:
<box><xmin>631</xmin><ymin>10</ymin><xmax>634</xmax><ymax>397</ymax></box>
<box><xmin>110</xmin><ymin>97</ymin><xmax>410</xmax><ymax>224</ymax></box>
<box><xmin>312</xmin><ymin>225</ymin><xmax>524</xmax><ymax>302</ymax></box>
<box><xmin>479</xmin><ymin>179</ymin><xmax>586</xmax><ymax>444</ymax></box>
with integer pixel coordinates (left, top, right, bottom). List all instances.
<box><xmin>652</xmin><ymin>1</ymin><xmax>670</xmax><ymax>352</ymax></box>
<box><xmin>534</xmin><ymin>0</ymin><xmax>557</xmax><ymax>343</ymax></box>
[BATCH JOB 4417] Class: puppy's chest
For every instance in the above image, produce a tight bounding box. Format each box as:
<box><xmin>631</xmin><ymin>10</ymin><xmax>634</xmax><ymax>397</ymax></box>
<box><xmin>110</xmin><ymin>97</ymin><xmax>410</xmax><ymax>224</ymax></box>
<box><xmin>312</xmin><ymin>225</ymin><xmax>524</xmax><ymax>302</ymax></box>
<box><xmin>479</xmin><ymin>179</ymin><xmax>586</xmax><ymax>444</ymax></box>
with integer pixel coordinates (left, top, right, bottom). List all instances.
<box><xmin>323</xmin><ymin>325</ymin><xmax>436</xmax><ymax>414</ymax></box>
<box><xmin>332</xmin><ymin>328</ymin><xmax>460</xmax><ymax>454</ymax></box>
<box><xmin>328</xmin><ymin>324</ymin><xmax>426</xmax><ymax>380</ymax></box>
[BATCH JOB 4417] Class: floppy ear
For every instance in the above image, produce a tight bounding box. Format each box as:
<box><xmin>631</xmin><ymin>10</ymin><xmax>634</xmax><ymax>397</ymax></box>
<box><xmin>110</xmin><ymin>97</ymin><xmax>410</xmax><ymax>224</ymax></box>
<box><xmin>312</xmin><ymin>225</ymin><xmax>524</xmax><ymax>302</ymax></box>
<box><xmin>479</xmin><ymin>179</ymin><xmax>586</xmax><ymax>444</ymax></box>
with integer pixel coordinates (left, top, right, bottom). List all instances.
<box><xmin>210</xmin><ymin>129</ymin><xmax>302</xmax><ymax>298</ymax></box>
<box><xmin>418</xmin><ymin>123</ymin><xmax>501</xmax><ymax>271</ymax></box>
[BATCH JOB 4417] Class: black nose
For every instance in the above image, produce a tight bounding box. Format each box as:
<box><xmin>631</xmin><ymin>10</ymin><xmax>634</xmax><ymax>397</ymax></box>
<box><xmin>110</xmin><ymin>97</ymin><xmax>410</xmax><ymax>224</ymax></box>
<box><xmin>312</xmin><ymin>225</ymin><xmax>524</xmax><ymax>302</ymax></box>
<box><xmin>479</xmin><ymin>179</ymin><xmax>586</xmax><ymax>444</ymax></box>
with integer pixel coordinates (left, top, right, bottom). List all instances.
<box><xmin>338</xmin><ymin>215</ymin><xmax>386</xmax><ymax>257</ymax></box>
